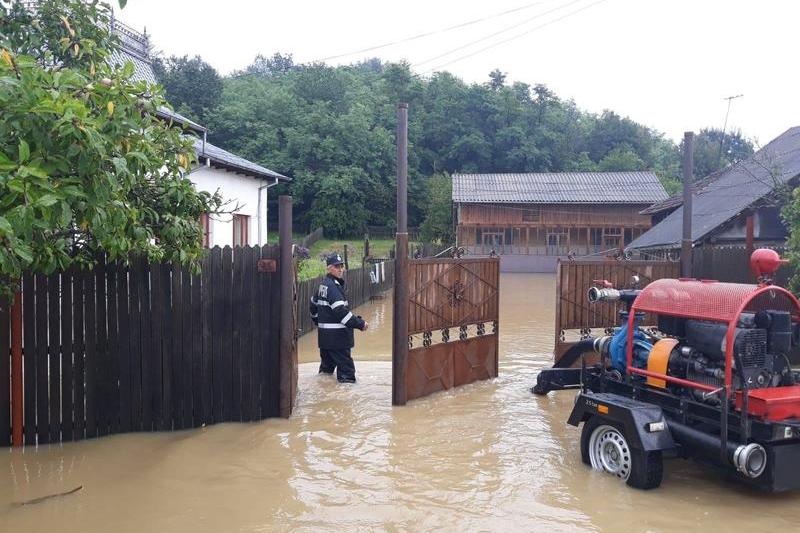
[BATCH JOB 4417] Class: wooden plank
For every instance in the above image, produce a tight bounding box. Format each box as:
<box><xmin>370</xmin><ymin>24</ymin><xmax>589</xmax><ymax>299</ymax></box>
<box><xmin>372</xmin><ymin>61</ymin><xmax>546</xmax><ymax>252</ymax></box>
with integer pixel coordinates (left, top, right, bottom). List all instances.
<box><xmin>106</xmin><ymin>260</ymin><xmax>119</xmax><ymax>434</ymax></box>
<box><xmin>129</xmin><ymin>257</ymin><xmax>144</xmax><ymax>432</ymax></box>
<box><xmin>231</xmin><ymin>246</ymin><xmax>244</xmax><ymax>422</ymax></box>
<box><xmin>22</xmin><ymin>273</ymin><xmax>37</xmax><ymax>445</ymax></box>
<box><xmin>117</xmin><ymin>262</ymin><xmax>132</xmax><ymax>433</ymax></box>
<box><xmin>95</xmin><ymin>257</ymin><xmax>108</xmax><ymax>436</ymax></box>
<box><xmin>222</xmin><ymin>246</ymin><xmax>233</xmax><ymax>421</ymax></box>
<box><xmin>241</xmin><ymin>246</ymin><xmax>254</xmax><ymax>421</ymax></box>
<box><xmin>0</xmin><ymin>295</ymin><xmax>10</xmax><ymax>447</ymax></box>
<box><xmin>139</xmin><ymin>260</ymin><xmax>153</xmax><ymax>431</ymax></box>
<box><xmin>35</xmin><ymin>274</ymin><xmax>49</xmax><ymax>444</ymax></box>
<box><xmin>262</xmin><ymin>245</ymin><xmax>279</xmax><ymax>418</ymax></box>
<box><xmin>47</xmin><ymin>272</ymin><xmax>60</xmax><ymax>443</ymax></box>
<box><xmin>84</xmin><ymin>268</ymin><xmax>97</xmax><ymax>439</ymax></box>
<box><xmin>211</xmin><ymin>247</ymin><xmax>224</xmax><ymax>423</ymax></box>
<box><xmin>60</xmin><ymin>268</ymin><xmax>73</xmax><ymax>442</ymax></box>
<box><xmin>181</xmin><ymin>264</ymin><xmax>193</xmax><ymax>429</ymax></box>
<box><xmin>151</xmin><ymin>262</ymin><xmax>167</xmax><ymax>430</ymax></box>
<box><xmin>252</xmin><ymin>246</ymin><xmax>264</xmax><ymax>420</ymax></box>
<box><xmin>72</xmin><ymin>270</ymin><xmax>85</xmax><ymax>441</ymax></box>
<box><xmin>191</xmin><ymin>266</ymin><xmax>203</xmax><ymax>427</ymax></box>
<box><xmin>201</xmin><ymin>252</ymin><xmax>214</xmax><ymax>424</ymax></box>
<box><xmin>171</xmin><ymin>262</ymin><xmax>183</xmax><ymax>430</ymax></box>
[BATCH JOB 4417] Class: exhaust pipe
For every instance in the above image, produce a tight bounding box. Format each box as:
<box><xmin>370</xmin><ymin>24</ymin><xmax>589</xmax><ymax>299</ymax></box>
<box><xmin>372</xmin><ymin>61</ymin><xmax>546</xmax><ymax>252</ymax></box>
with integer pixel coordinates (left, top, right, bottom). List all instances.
<box><xmin>669</xmin><ymin>421</ymin><xmax>767</xmax><ymax>478</ymax></box>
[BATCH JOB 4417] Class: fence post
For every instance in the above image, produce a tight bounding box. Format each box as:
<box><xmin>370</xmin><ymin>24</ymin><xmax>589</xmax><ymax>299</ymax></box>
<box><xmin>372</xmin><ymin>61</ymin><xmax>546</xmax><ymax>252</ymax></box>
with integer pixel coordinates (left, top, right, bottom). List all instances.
<box><xmin>393</xmin><ymin>103</ymin><xmax>409</xmax><ymax>406</ymax></box>
<box><xmin>278</xmin><ymin>196</ymin><xmax>296</xmax><ymax>418</ymax></box>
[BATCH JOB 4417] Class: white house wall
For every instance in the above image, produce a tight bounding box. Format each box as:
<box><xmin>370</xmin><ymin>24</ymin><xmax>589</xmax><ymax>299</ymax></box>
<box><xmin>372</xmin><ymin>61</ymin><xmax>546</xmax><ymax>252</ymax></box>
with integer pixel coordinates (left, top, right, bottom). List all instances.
<box><xmin>189</xmin><ymin>165</ymin><xmax>269</xmax><ymax>247</ymax></box>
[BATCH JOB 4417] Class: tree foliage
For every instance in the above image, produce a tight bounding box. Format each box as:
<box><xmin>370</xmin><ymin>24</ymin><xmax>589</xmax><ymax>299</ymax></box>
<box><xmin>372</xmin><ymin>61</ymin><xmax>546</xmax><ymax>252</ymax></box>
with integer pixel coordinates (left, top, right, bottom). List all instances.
<box><xmin>152</xmin><ymin>54</ymin><xmax>223</xmax><ymax>124</ymax></box>
<box><xmin>420</xmin><ymin>173</ymin><xmax>453</xmax><ymax>244</ymax></box>
<box><xmin>688</xmin><ymin>128</ymin><xmax>755</xmax><ymax>180</ymax></box>
<box><xmin>0</xmin><ymin>0</ymin><xmax>221</xmax><ymax>293</ymax></box>
<box><xmin>195</xmin><ymin>60</ymin><xmax>693</xmax><ymax>237</ymax></box>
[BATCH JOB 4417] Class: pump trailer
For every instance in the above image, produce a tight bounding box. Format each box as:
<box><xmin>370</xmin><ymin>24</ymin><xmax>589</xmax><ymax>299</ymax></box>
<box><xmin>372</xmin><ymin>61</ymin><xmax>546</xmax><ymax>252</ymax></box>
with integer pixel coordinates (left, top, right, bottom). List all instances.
<box><xmin>533</xmin><ymin>249</ymin><xmax>800</xmax><ymax>491</ymax></box>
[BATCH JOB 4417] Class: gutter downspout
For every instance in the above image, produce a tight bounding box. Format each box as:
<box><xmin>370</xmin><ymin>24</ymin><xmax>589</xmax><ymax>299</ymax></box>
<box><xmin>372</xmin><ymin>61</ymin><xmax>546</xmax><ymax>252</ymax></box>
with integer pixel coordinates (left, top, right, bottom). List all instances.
<box><xmin>258</xmin><ymin>178</ymin><xmax>281</xmax><ymax>245</ymax></box>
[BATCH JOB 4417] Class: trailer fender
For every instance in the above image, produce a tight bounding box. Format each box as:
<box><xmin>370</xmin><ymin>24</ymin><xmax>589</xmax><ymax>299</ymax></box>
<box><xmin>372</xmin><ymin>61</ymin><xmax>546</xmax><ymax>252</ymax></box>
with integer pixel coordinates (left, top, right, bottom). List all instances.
<box><xmin>568</xmin><ymin>392</ymin><xmax>676</xmax><ymax>452</ymax></box>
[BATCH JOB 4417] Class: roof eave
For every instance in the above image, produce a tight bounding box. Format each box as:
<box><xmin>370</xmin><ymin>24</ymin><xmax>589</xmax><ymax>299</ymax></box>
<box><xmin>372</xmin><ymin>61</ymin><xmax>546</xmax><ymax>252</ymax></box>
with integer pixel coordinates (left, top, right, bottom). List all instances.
<box><xmin>199</xmin><ymin>156</ymin><xmax>290</xmax><ymax>182</ymax></box>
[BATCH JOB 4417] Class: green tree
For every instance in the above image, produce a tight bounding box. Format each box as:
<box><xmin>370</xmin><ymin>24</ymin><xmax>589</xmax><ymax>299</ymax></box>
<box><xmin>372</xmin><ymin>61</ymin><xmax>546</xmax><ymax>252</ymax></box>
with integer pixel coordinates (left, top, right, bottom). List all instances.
<box><xmin>597</xmin><ymin>144</ymin><xmax>646</xmax><ymax>171</ymax></box>
<box><xmin>689</xmin><ymin>128</ymin><xmax>754</xmax><ymax>179</ymax></box>
<box><xmin>0</xmin><ymin>0</ymin><xmax>221</xmax><ymax>293</ymax></box>
<box><xmin>420</xmin><ymin>173</ymin><xmax>453</xmax><ymax>244</ymax></box>
<box><xmin>152</xmin><ymin>54</ymin><xmax>223</xmax><ymax>124</ymax></box>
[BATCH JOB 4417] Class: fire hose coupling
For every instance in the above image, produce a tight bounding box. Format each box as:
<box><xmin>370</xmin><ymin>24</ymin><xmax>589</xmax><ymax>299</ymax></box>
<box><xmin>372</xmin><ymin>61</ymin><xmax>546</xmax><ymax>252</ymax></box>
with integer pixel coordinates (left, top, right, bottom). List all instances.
<box><xmin>587</xmin><ymin>286</ymin><xmax>620</xmax><ymax>303</ymax></box>
<box><xmin>733</xmin><ymin>443</ymin><xmax>767</xmax><ymax>478</ymax></box>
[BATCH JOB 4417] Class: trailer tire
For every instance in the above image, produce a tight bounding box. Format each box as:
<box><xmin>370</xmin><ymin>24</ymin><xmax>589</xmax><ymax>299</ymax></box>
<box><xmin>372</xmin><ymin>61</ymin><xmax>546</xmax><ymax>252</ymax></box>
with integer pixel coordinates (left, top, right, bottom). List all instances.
<box><xmin>580</xmin><ymin>417</ymin><xmax>663</xmax><ymax>490</ymax></box>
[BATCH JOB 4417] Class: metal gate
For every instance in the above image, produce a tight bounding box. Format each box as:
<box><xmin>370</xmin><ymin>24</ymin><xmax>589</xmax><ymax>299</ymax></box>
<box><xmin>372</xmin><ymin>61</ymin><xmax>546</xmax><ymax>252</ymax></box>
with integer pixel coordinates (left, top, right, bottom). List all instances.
<box><xmin>394</xmin><ymin>257</ymin><xmax>500</xmax><ymax>404</ymax></box>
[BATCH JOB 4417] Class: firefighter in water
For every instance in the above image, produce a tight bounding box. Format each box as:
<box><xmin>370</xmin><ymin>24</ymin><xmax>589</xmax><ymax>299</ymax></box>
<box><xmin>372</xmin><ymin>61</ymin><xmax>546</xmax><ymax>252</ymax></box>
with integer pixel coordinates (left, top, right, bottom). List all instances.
<box><xmin>309</xmin><ymin>253</ymin><xmax>369</xmax><ymax>383</ymax></box>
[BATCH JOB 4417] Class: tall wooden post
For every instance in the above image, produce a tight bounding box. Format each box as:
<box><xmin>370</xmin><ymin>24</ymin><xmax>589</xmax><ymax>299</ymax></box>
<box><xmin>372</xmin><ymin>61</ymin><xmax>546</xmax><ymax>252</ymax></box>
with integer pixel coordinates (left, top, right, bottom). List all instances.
<box><xmin>278</xmin><ymin>195</ymin><xmax>296</xmax><ymax>418</ymax></box>
<box><xmin>393</xmin><ymin>103</ymin><xmax>409</xmax><ymax>406</ymax></box>
<box><xmin>11</xmin><ymin>291</ymin><xmax>22</xmax><ymax>447</ymax></box>
<box><xmin>681</xmin><ymin>131</ymin><xmax>694</xmax><ymax>277</ymax></box>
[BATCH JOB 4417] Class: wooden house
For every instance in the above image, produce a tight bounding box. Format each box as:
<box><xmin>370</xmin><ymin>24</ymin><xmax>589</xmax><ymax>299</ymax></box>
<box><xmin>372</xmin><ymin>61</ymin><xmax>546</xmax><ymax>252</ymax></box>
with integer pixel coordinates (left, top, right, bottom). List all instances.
<box><xmin>628</xmin><ymin>127</ymin><xmax>800</xmax><ymax>254</ymax></box>
<box><xmin>452</xmin><ymin>172</ymin><xmax>668</xmax><ymax>272</ymax></box>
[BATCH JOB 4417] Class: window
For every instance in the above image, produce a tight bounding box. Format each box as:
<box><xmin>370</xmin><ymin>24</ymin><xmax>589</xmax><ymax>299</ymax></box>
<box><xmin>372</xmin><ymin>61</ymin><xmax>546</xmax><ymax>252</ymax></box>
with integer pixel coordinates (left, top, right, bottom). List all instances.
<box><xmin>233</xmin><ymin>214</ymin><xmax>249</xmax><ymax>246</ymax></box>
<box><xmin>547</xmin><ymin>232</ymin><xmax>568</xmax><ymax>247</ymax></box>
<box><xmin>200</xmin><ymin>213</ymin><xmax>211</xmax><ymax>247</ymax></box>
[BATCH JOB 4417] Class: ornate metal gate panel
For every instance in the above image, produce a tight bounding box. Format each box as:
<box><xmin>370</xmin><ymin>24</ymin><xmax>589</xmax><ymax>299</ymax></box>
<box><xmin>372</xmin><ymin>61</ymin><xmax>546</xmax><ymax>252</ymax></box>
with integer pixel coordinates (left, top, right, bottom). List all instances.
<box><xmin>399</xmin><ymin>257</ymin><xmax>500</xmax><ymax>403</ymax></box>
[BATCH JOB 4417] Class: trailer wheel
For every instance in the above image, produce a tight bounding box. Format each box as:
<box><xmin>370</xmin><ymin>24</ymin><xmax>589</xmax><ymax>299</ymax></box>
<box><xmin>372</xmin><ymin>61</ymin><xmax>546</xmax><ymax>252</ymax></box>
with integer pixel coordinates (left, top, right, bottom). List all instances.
<box><xmin>580</xmin><ymin>417</ymin><xmax>663</xmax><ymax>490</ymax></box>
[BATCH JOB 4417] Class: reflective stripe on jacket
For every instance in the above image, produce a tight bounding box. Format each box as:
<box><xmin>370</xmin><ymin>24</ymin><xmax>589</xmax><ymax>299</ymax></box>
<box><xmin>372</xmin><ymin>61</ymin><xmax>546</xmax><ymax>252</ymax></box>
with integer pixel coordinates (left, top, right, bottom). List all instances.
<box><xmin>309</xmin><ymin>273</ymin><xmax>365</xmax><ymax>349</ymax></box>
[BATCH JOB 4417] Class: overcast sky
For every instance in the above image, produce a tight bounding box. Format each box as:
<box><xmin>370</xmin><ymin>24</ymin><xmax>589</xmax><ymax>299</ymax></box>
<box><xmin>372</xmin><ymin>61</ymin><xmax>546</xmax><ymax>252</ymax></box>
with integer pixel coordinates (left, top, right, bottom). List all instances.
<box><xmin>117</xmin><ymin>0</ymin><xmax>800</xmax><ymax>145</ymax></box>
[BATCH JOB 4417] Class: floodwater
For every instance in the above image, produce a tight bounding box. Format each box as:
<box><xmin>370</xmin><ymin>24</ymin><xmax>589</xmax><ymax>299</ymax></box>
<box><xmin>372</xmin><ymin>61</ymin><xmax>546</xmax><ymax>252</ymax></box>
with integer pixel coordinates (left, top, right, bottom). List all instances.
<box><xmin>2</xmin><ymin>274</ymin><xmax>800</xmax><ymax>532</ymax></box>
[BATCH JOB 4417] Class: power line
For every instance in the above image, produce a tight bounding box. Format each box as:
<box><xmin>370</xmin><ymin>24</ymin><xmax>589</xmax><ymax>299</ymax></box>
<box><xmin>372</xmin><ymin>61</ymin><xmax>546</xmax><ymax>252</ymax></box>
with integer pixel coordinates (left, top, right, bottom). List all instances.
<box><xmin>412</xmin><ymin>0</ymin><xmax>586</xmax><ymax>69</ymax></box>
<box><xmin>313</xmin><ymin>1</ymin><xmax>554</xmax><ymax>63</ymax></box>
<box><xmin>423</xmin><ymin>0</ymin><xmax>608</xmax><ymax>73</ymax></box>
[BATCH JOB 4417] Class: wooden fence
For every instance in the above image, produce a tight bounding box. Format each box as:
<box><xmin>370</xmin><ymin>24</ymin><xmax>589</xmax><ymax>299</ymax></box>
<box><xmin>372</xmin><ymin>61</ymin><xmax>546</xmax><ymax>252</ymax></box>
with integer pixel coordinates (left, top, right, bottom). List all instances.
<box><xmin>692</xmin><ymin>245</ymin><xmax>792</xmax><ymax>285</ymax></box>
<box><xmin>297</xmin><ymin>260</ymin><xmax>395</xmax><ymax>337</ymax></box>
<box><xmin>299</xmin><ymin>227</ymin><xmax>324</xmax><ymax>249</ymax></box>
<box><xmin>554</xmin><ymin>259</ymin><xmax>680</xmax><ymax>363</ymax></box>
<box><xmin>0</xmin><ymin>245</ymin><xmax>289</xmax><ymax>447</ymax></box>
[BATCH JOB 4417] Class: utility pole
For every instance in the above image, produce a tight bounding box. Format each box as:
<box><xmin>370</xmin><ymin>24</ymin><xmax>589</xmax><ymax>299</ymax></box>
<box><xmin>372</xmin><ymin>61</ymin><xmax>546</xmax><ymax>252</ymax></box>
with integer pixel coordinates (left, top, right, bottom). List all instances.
<box><xmin>682</xmin><ymin>132</ymin><xmax>695</xmax><ymax>278</ymax></box>
<box><xmin>717</xmin><ymin>94</ymin><xmax>743</xmax><ymax>168</ymax></box>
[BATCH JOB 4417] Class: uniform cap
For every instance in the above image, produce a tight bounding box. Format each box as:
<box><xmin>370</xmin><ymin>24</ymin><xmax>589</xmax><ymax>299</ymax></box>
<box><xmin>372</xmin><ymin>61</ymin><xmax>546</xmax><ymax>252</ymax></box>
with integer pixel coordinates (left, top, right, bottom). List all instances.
<box><xmin>326</xmin><ymin>254</ymin><xmax>345</xmax><ymax>266</ymax></box>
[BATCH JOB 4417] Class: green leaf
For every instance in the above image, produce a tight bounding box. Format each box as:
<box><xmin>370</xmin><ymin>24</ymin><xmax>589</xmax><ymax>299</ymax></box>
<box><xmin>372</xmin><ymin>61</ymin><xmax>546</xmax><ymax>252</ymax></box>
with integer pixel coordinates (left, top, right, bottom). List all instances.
<box><xmin>37</xmin><ymin>194</ymin><xmax>59</xmax><ymax>208</ymax></box>
<box><xmin>118</xmin><ymin>0</ymin><xmax>128</xmax><ymax>8</ymax></box>
<box><xmin>0</xmin><ymin>152</ymin><xmax>16</xmax><ymax>171</ymax></box>
<box><xmin>14</xmin><ymin>243</ymin><xmax>33</xmax><ymax>264</ymax></box>
<box><xmin>18</xmin><ymin>165</ymin><xmax>48</xmax><ymax>179</ymax></box>
<box><xmin>18</xmin><ymin>140</ymin><xmax>30</xmax><ymax>163</ymax></box>
<box><xmin>0</xmin><ymin>216</ymin><xmax>13</xmax><ymax>236</ymax></box>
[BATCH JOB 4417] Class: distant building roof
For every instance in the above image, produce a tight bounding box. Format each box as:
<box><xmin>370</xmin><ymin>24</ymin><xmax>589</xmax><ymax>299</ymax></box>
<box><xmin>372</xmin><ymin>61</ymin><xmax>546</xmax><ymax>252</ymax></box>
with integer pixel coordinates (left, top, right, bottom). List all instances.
<box><xmin>639</xmin><ymin>173</ymin><xmax>720</xmax><ymax>215</ymax></box>
<box><xmin>194</xmin><ymin>139</ymin><xmax>289</xmax><ymax>181</ymax></box>
<box><xmin>628</xmin><ymin>126</ymin><xmax>800</xmax><ymax>250</ymax></box>
<box><xmin>452</xmin><ymin>171</ymin><xmax>668</xmax><ymax>204</ymax></box>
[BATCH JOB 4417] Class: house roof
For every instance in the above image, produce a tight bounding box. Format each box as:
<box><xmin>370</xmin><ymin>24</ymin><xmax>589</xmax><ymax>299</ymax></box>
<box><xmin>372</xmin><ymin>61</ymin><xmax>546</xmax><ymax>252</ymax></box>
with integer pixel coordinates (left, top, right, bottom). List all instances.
<box><xmin>639</xmin><ymin>172</ymin><xmax>720</xmax><ymax>215</ymax></box>
<box><xmin>452</xmin><ymin>171</ymin><xmax>668</xmax><ymax>204</ymax></box>
<box><xmin>194</xmin><ymin>139</ymin><xmax>289</xmax><ymax>181</ymax></box>
<box><xmin>628</xmin><ymin>126</ymin><xmax>800</xmax><ymax>250</ymax></box>
<box><xmin>107</xmin><ymin>15</ymin><xmax>287</xmax><ymax>181</ymax></box>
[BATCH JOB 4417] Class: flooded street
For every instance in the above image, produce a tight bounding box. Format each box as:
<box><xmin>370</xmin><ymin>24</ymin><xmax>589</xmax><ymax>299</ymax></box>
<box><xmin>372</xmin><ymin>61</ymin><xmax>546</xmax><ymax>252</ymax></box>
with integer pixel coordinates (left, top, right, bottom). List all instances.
<box><xmin>2</xmin><ymin>273</ymin><xmax>800</xmax><ymax>531</ymax></box>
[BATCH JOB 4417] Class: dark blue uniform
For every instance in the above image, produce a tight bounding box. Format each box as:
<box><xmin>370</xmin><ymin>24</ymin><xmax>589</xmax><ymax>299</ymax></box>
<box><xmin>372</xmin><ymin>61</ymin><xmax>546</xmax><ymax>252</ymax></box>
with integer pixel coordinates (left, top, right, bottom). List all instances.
<box><xmin>309</xmin><ymin>273</ymin><xmax>366</xmax><ymax>382</ymax></box>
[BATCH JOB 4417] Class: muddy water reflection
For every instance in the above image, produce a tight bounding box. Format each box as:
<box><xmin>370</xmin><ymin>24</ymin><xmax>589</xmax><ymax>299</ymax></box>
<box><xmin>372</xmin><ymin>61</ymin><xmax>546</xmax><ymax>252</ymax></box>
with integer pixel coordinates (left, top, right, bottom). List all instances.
<box><xmin>2</xmin><ymin>274</ymin><xmax>800</xmax><ymax>531</ymax></box>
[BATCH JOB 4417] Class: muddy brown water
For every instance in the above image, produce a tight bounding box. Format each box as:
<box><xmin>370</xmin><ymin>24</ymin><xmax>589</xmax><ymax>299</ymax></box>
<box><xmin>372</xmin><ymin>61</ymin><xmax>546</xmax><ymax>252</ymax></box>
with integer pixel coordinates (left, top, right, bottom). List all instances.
<box><xmin>2</xmin><ymin>274</ymin><xmax>800</xmax><ymax>532</ymax></box>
